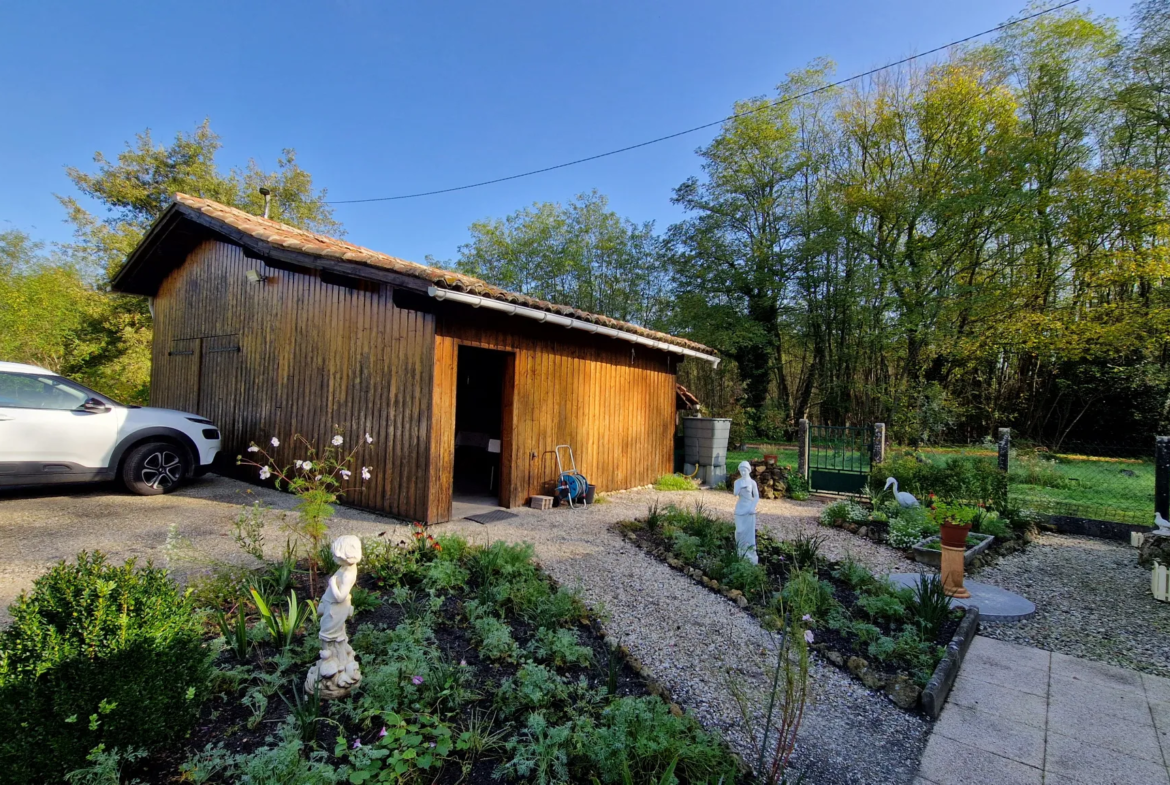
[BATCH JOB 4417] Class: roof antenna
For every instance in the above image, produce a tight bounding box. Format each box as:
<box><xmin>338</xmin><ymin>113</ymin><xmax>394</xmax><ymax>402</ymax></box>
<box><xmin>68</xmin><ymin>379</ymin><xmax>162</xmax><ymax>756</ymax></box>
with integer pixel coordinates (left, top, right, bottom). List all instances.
<box><xmin>258</xmin><ymin>187</ymin><xmax>272</xmax><ymax>219</ymax></box>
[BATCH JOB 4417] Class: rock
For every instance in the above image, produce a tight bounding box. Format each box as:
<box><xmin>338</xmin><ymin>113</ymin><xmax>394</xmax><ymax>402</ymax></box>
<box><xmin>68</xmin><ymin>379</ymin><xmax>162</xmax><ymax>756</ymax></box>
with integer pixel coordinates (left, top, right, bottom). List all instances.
<box><xmin>884</xmin><ymin>676</ymin><xmax>922</xmax><ymax>709</ymax></box>
<box><xmin>728</xmin><ymin>590</ymin><xmax>743</xmax><ymax>600</ymax></box>
<box><xmin>847</xmin><ymin>656</ymin><xmax>868</xmax><ymax>676</ymax></box>
<box><xmin>1139</xmin><ymin>533</ymin><xmax>1170</xmax><ymax>569</ymax></box>
<box><xmin>857</xmin><ymin>526</ymin><xmax>868</xmax><ymax>538</ymax></box>
<box><xmin>667</xmin><ymin>558</ymin><xmax>682</xmax><ymax>569</ymax></box>
<box><xmin>846</xmin><ymin>523</ymin><xmax>859</xmax><ymax>534</ymax></box>
<box><xmin>709</xmin><ymin>580</ymin><xmax>720</xmax><ymax>590</ymax></box>
<box><xmin>847</xmin><ymin>655</ymin><xmax>886</xmax><ymax>690</ymax></box>
<box><xmin>736</xmin><ymin>595</ymin><xmax>749</xmax><ymax>609</ymax></box>
<box><xmin>826</xmin><ymin>650</ymin><xmax>844</xmax><ymax>667</ymax></box>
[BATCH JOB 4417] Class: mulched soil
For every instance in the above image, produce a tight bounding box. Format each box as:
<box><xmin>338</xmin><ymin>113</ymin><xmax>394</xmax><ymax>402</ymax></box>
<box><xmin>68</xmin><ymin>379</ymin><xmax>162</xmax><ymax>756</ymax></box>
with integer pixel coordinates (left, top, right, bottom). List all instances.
<box><xmin>131</xmin><ymin>569</ymin><xmax>653</xmax><ymax>784</ymax></box>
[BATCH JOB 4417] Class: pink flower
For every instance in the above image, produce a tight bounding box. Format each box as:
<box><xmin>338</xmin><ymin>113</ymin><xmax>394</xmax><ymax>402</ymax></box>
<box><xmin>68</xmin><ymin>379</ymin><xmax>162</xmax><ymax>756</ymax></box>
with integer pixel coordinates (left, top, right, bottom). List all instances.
<box><xmin>361</xmin><ymin>466</ymin><xmax>372</xmax><ymax>481</ymax></box>
<box><xmin>378</xmin><ymin>726</ymin><xmax>387</xmax><ymax>738</ymax></box>
<box><xmin>352</xmin><ymin>738</ymin><xmax>362</xmax><ymax>749</ymax></box>
<box><xmin>802</xmin><ymin>614</ymin><xmax>812</xmax><ymax>622</ymax></box>
<box><xmin>270</xmin><ymin>437</ymin><xmax>280</xmax><ymax>447</ymax></box>
<box><xmin>365</xmin><ymin>433</ymin><xmax>374</xmax><ymax>444</ymax></box>
<box><xmin>459</xmin><ymin>659</ymin><xmax>467</xmax><ymax>667</ymax></box>
<box><xmin>804</xmin><ymin>629</ymin><xmax>814</xmax><ymax>644</ymax></box>
<box><xmin>411</xmin><ymin>675</ymin><xmax>424</xmax><ymax>686</ymax></box>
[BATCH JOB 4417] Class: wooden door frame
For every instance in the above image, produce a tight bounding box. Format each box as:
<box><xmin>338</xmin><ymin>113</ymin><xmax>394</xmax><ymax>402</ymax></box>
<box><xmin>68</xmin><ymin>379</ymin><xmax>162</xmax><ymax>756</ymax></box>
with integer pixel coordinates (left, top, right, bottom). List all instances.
<box><xmin>444</xmin><ymin>341</ymin><xmax>516</xmax><ymax>510</ymax></box>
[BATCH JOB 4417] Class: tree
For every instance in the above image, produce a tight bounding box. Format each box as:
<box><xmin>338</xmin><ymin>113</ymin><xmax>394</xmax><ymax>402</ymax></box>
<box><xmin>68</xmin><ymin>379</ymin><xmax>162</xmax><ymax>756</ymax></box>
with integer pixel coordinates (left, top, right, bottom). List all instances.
<box><xmin>447</xmin><ymin>191</ymin><xmax>665</xmax><ymax>326</ymax></box>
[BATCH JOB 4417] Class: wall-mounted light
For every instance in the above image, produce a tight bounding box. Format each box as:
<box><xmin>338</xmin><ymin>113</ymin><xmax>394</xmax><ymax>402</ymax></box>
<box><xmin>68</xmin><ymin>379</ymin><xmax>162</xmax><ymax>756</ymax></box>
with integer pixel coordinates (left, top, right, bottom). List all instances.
<box><xmin>245</xmin><ymin>269</ymin><xmax>267</xmax><ymax>284</ymax></box>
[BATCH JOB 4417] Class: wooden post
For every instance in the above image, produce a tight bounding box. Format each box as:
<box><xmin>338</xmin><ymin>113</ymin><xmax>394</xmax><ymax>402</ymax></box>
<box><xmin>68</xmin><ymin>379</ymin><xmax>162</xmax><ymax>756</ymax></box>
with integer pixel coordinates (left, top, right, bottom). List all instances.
<box><xmin>1156</xmin><ymin>436</ymin><xmax>1169</xmax><ymax>520</ymax></box>
<box><xmin>872</xmin><ymin>423</ymin><xmax>886</xmax><ymax>466</ymax></box>
<box><xmin>997</xmin><ymin>428</ymin><xmax>1011</xmax><ymax>473</ymax></box>
<box><xmin>797</xmin><ymin>419</ymin><xmax>810</xmax><ymax>481</ymax></box>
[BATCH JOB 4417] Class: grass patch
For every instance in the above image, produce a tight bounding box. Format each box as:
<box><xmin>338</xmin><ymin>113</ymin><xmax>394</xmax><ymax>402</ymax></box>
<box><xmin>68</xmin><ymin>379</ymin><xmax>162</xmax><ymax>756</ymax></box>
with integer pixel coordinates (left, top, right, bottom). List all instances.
<box><xmin>654</xmin><ymin>473</ymin><xmax>699</xmax><ymax>491</ymax></box>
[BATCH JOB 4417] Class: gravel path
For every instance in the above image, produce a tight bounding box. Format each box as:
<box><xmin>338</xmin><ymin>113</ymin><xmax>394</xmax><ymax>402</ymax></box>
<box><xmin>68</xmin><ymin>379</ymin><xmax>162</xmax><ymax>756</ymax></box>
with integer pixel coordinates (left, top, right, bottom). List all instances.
<box><xmin>974</xmin><ymin>531</ymin><xmax>1170</xmax><ymax>679</ymax></box>
<box><xmin>0</xmin><ymin>478</ymin><xmax>928</xmax><ymax>783</ymax></box>
<box><xmin>443</xmin><ymin>487</ymin><xmax>929</xmax><ymax>785</ymax></box>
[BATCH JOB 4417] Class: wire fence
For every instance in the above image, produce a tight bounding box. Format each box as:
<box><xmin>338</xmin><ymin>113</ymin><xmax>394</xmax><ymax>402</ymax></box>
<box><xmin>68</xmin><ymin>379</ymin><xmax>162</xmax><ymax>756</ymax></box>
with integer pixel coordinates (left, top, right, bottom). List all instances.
<box><xmin>913</xmin><ymin>441</ymin><xmax>1155</xmax><ymax>526</ymax></box>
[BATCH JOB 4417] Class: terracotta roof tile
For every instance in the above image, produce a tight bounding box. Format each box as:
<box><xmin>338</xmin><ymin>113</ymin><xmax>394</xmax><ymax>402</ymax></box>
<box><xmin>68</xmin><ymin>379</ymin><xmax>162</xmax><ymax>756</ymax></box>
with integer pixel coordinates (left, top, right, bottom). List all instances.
<box><xmin>172</xmin><ymin>193</ymin><xmax>714</xmax><ymax>355</ymax></box>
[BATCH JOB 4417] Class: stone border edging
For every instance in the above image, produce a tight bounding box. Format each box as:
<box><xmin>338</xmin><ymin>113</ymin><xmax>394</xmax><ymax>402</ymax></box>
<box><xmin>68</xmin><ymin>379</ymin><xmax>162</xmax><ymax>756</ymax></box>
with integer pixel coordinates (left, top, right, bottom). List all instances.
<box><xmin>920</xmin><ymin>605</ymin><xmax>980</xmax><ymax>719</ymax></box>
<box><xmin>1045</xmin><ymin>515</ymin><xmax>1152</xmax><ymax>542</ymax></box>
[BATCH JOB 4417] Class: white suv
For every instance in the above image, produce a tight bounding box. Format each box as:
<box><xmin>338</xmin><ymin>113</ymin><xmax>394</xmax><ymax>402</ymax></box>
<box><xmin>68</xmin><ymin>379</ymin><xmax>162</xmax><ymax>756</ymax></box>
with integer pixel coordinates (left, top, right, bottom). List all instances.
<box><xmin>0</xmin><ymin>361</ymin><xmax>221</xmax><ymax>495</ymax></box>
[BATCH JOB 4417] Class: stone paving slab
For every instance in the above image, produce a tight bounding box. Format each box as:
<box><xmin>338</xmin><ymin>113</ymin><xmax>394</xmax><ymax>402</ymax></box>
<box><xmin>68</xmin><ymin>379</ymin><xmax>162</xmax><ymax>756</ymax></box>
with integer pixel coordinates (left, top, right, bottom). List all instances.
<box><xmin>917</xmin><ymin>635</ymin><xmax>1170</xmax><ymax>785</ymax></box>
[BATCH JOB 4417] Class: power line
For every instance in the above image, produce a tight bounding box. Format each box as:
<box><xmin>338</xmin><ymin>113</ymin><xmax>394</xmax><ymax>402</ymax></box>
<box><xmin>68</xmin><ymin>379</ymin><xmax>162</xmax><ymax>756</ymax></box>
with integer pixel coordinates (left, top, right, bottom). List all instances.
<box><xmin>327</xmin><ymin>0</ymin><xmax>1081</xmax><ymax>205</ymax></box>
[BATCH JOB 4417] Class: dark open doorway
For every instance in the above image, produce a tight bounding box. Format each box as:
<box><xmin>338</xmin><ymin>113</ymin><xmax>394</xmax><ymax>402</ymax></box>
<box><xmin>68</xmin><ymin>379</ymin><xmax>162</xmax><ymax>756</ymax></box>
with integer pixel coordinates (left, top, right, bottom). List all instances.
<box><xmin>453</xmin><ymin>345</ymin><xmax>512</xmax><ymax>508</ymax></box>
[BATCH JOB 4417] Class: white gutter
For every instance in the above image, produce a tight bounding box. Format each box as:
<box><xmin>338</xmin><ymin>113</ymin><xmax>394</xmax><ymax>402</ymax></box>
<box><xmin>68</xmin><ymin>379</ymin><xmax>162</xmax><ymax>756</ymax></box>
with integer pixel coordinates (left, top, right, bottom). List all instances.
<box><xmin>427</xmin><ymin>287</ymin><xmax>720</xmax><ymax>366</ymax></box>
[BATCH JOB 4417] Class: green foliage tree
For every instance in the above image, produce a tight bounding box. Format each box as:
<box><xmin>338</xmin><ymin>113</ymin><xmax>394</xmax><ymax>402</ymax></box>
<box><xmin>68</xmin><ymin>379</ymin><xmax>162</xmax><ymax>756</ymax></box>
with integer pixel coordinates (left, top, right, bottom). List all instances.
<box><xmin>444</xmin><ymin>190</ymin><xmax>666</xmax><ymax>326</ymax></box>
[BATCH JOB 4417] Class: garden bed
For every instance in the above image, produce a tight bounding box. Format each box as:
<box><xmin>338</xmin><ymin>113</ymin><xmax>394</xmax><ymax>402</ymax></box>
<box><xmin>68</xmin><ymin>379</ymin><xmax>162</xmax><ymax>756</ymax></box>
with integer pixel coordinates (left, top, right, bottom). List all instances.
<box><xmin>2</xmin><ymin>532</ymin><xmax>747</xmax><ymax>785</ymax></box>
<box><xmin>614</xmin><ymin>503</ymin><xmax>968</xmax><ymax>714</ymax></box>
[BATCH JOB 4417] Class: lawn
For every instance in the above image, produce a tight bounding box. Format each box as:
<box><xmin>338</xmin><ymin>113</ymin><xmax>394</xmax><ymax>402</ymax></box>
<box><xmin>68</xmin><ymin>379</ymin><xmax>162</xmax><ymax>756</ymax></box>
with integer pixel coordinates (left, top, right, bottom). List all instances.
<box><xmin>913</xmin><ymin>446</ymin><xmax>1156</xmax><ymax>525</ymax></box>
<box><xmin>726</xmin><ymin>445</ymin><xmax>800</xmax><ymax>477</ymax></box>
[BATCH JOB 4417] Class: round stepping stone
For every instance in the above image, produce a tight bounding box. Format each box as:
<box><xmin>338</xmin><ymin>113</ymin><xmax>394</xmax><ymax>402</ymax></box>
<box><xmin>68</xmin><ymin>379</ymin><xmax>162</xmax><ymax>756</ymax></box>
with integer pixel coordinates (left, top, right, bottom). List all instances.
<box><xmin>887</xmin><ymin>573</ymin><xmax>1036</xmax><ymax>622</ymax></box>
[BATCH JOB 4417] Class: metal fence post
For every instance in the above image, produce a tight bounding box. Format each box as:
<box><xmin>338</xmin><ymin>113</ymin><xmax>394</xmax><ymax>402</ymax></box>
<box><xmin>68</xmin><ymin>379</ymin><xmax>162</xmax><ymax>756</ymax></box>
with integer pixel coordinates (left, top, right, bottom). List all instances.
<box><xmin>1156</xmin><ymin>436</ymin><xmax>1169</xmax><ymax>520</ymax></box>
<box><xmin>998</xmin><ymin>428</ymin><xmax>1011</xmax><ymax>473</ymax></box>
<box><xmin>872</xmin><ymin>423</ymin><xmax>886</xmax><ymax>466</ymax></box>
<box><xmin>798</xmin><ymin>419</ymin><xmax>810</xmax><ymax>481</ymax></box>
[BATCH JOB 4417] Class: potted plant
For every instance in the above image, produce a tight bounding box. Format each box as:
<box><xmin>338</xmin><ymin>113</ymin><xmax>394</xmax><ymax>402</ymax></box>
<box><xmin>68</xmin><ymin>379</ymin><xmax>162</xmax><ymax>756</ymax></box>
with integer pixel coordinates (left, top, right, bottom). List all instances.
<box><xmin>932</xmin><ymin>502</ymin><xmax>977</xmax><ymax>549</ymax></box>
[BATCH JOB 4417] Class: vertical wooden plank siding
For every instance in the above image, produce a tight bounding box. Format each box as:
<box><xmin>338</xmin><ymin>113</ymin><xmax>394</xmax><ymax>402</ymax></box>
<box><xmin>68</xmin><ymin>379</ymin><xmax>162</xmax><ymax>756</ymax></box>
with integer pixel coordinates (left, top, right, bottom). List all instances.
<box><xmin>428</xmin><ymin>306</ymin><xmax>676</xmax><ymax>521</ymax></box>
<box><xmin>150</xmin><ymin>240</ymin><xmax>435</xmax><ymax>521</ymax></box>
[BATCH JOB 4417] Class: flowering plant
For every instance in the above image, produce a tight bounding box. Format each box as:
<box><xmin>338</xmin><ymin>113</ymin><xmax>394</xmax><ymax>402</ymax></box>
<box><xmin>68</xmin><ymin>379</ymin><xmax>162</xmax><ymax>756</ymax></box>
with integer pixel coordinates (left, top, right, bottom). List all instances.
<box><xmin>928</xmin><ymin>501</ymin><xmax>978</xmax><ymax>528</ymax></box>
<box><xmin>238</xmin><ymin>429</ymin><xmax>377</xmax><ymax>593</ymax></box>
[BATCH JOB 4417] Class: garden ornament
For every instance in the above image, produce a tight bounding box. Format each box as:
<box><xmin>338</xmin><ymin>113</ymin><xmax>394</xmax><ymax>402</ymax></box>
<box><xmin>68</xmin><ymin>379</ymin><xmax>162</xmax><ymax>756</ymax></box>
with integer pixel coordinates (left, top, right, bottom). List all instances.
<box><xmin>884</xmin><ymin>477</ymin><xmax>919</xmax><ymax>508</ymax></box>
<box><xmin>1154</xmin><ymin>512</ymin><xmax>1170</xmax><ymax>536</ymax></box>
<box><xmin>305</xmin><ymin>534</ymin><xmax>363</xmax><ymax>699</ymax></box>
<box><xmin>733</xmin><ymin>460</ymin><xmax>759</xmax><ymax>564</ymax></box>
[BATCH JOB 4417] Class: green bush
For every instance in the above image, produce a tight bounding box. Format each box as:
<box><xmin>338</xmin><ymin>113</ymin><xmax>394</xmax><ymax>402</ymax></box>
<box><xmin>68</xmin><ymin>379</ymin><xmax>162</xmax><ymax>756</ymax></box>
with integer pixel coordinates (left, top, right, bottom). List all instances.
<box><xmin>974</xmin><ymin>511</ymin><xmax>1010</xmax><ymax>539</ymax></box>
<box><xmin>0</xmin><ymin>553</ymin><xmax>212</xmax><ymax>784</ymax></box>
<box><xmin>872</xmin><ymin>453</ymin><xmax>1007</xmax><ymax>508</ymax></box>
<box><xmin>528</xmin><ymin>627</ymin><xmax>593</xmax><ymax>668</ymax></box>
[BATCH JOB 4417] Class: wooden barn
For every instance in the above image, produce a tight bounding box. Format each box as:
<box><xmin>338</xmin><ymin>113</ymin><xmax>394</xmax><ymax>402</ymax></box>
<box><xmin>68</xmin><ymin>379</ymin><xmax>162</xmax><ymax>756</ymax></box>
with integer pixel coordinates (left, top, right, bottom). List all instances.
<box><xmin>112</xmin><ymin>194</ymin><xmax>719</xmax><ymax>523</ymax></box>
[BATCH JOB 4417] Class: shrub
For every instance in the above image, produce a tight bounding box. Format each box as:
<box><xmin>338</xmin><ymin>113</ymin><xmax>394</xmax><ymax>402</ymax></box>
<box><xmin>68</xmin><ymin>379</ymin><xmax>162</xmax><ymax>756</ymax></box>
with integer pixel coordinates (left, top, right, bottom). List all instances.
<box><xmin>905</xmin><ymin>573</ymin><xmax>952</xmax><ymax>640</ymax></box>
<box><xmin>575</xmin><ymin>696</ymin><xmax>739</xmax><ymax>784</ymax></box>
<box><xmin>886</xmin><ymin>505</ymin><xmax>934</xmax><ymax>549</ymax></box>
<box><xmin>974</xmin><ymin>510</ymin><xmax>1009</xmax><ymax>539</ymax></box>
<box><xmin>871</xmin><ymin>453</ymin><xmax>1006</xmax><ymax>508</ymax></box>
<box><xmin>786</xmin><ymin>472</ymin><xmax>810</xmax><ymax>501</ymax></box>
<box><xmin>857</xmin><ymin>592</ymin><xmax>906</xmax><ymax>624</ymax></box>
<box><xmin>819</xmin><ymin>500</ymin><xmax>868</xmax><ymax>526</ymax></box>
<box><xmin>723</xmin><ymin>560</ymin><xmax>771</xmax><ymax>600</ymax></box>
<box><xmin>472</xmin><ymin>616</ymin><xmax>520</xmax><ymax>662</ymax></box>
<box><xmin>653</xmin><ymin>474</ymin><xmax>698</xmax><ymax>491</ymax></box>
<box><xmin>832</xmin><ymin>557</ymin><xmax>877</xmax><ymax>592</ymax></box>
<box><xmin>0</xmin><ymin>553</ymin><xmax>213</xmax><ymax>784</ymax></box>
<box><xmin>528</xmin><ymin>627</ymin><xmax>593</xmax><ymax>668</ymax></box>
<box><xmin>496</xmin><ymin>664</ymin><xmax>568</xmax><ymax>717</ymax></box>
<box><xmin>668</xmin><ymin>531</ymin><xmax>702</xmax><ymax>562</ymax></box>
<box><xmin>780</xmin><ymin>569</ymin><xmax>836</xmax><ymax>621</ymax></box>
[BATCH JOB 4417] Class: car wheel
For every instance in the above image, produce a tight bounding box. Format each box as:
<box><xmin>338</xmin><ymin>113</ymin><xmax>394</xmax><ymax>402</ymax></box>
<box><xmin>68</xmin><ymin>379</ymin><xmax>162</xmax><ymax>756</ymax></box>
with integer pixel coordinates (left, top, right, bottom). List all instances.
<box><xmin>122</xmin><ymin>442</ymin><xmax>190</xmax><ymax>495</ymax></box>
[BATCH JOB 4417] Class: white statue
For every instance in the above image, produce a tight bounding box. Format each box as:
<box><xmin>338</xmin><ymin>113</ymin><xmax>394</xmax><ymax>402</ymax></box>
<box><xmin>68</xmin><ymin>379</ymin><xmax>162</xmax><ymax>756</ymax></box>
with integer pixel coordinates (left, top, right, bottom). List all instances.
<box><xmin>884</xmin><ymin>477</ymin><xmax>919</xmax><ymax>508</ymax></box>
<box><xmin>305</xmin><ymin>535</ymin><xmax>363</xmax><ymax>699</ymax></box>
<box><xmin>1154</xmin><ymin>512</ymin><xmax>1170</xmax><ymax>536</ymax></box>
<box><xmin>733</xmin><ymin>460</ymin><xmax>760</xmax><ymax>564</ymax></box>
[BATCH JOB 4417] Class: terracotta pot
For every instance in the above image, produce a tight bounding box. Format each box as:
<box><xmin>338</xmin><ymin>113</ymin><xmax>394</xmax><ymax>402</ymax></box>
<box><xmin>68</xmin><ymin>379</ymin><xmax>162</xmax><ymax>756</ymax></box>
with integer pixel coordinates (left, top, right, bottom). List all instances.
<box><xmin>939</xmin><ymin>523</ymin><xmax>972</xmax><ymax>549</ymax></box>
<box><xmin>764</xmin><ymin>454</ymin><xmax>778</xmax><ymax>466</ymax></box>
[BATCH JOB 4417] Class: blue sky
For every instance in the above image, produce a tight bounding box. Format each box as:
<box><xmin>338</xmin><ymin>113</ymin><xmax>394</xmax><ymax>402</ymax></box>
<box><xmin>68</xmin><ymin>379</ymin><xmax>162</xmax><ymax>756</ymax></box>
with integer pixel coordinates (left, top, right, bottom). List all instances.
<box><xmin>0</xmin><ymin>0</ymin><xmax>1134</xmax><ymax>266</ymax></box>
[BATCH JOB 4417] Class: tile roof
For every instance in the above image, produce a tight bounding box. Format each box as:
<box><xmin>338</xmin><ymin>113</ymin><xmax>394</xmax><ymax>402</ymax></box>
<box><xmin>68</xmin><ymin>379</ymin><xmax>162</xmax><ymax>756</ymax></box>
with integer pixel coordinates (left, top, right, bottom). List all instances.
<box><xmin>172</xmin><ymin>193</ymin><xmax>714</xmax><ymax>355</ymax></box>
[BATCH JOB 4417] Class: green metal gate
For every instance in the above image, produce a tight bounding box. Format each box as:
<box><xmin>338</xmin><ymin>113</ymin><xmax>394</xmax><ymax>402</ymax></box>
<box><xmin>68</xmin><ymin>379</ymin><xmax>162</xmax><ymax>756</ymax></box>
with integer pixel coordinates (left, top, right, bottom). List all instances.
<box><xmin>808</xmin><ymin>424</ymin><xmax>874</xmax><ymax>495</ymax></box>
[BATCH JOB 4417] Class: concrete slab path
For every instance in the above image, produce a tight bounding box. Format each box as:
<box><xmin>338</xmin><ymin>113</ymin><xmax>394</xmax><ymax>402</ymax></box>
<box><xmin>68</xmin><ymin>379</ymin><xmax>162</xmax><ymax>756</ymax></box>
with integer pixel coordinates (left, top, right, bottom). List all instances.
<box><xmin>917</xmin><ymin>635</ymin><xmax>1170</xmax><ymax>785</ymax></box>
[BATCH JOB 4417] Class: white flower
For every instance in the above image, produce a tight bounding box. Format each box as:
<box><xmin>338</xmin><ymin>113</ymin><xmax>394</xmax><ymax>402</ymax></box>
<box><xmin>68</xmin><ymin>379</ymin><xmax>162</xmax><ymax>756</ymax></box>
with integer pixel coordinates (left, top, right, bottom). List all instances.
<box><xmin>270</xmin><ymin>437</ymin><xmax>280</xmax><ymax>447</ymax></box>
<box><xmin>802</xmin><ymin>614</ymin><xmax>812</xmax><ymax>622</ymax></box>
<box><xmin>365</xmin><ymin>433</ymin><xmax>373</xmax><ymax>444</ymax></box>
<box><xmin>294</xmin><ymin>460</ymin><xmax>303</xmax><ymax>469</ymax></box>
<box><xmin>804</xmin><ymin>629</ymin><xmax>814</xmax><ymax>644</ymax></box>
<box><xmin>332</xmin><ymin>435</ymin><xmax>344</xmax><ymax>446</ymax></box>
<box><xmin>361</xmin><ymin>466</ymin><xmax>371</xmax><ymax>481</ymax></box>
<box><xmin>247</xmin><ymin>445</ymin><xmax>259</xmax><ymax>453</ymax></box>
<box><xmin>340</xmin><ymin>469</ymin><xmax>352</xmax><ymax>480</ymax></box>
<box><xmin>315</xmin><ymin>475</ymin><xmax>322</xmax><ymax>481</ymax></box>
<box><xmin>259</xmin><ymin>466</ymin><xmax>272</xmax><ymax>480</ymax></box>
<box><xmin>302</xmin><ymin>461</ymin><xmax>312</xmax><ymax>470</ymax></box>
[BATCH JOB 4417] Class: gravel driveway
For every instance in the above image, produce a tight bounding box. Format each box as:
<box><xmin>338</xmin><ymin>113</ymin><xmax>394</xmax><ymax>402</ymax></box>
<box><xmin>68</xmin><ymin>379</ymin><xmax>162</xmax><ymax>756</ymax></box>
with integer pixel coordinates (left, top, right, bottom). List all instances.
<box><xmin>0</xmin><ymin>476</ymin><xmax>927</xmax><ymax>784</ymax></box>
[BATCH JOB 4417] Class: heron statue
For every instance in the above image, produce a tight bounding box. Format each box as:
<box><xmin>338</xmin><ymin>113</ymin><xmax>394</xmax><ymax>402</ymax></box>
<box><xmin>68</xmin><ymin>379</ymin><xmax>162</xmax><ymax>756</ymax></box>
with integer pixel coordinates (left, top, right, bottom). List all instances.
<box><xmin>884</xmin><ymin>477</ymin><xmax>919</xmax><ymax>508</ymax></box>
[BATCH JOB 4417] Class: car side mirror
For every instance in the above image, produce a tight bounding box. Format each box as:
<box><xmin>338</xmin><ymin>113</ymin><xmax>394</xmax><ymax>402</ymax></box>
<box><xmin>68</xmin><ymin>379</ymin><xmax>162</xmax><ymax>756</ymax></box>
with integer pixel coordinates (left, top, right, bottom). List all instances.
<box><xmin>81</xmin><ymin>398</ymin><xmax>110</xmax><ymax>413</ymax></box>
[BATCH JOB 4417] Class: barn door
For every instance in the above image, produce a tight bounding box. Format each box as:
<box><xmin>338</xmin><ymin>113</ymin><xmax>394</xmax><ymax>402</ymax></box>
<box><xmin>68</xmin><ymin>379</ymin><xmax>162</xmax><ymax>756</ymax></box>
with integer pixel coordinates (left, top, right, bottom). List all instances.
<box><xmin>198</xmin><ymin>334</ymin><xmax>241</xmax><ymax>427</ymax></box>
<box><xmin>165</xmin><ymin>338</ymin><xmax>202</xmax><ymax>414</ymax></box>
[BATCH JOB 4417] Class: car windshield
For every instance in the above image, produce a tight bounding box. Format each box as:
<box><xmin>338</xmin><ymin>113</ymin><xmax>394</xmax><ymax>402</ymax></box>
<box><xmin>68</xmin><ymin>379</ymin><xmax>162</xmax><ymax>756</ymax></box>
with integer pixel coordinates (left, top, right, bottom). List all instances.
<box><xmin>0</xmin><ymin>372</ymin><xmax>122</xmax><ymax>409</ymax></box>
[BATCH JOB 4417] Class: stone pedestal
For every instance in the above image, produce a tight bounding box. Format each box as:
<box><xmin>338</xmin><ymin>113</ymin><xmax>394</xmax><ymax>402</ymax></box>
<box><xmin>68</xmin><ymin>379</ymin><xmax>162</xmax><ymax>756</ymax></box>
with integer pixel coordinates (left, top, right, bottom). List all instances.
<box><xmin>940</xmin><ymin>544</ymin><xmax>971</xmax><ymax>599</ymax></box>
<box><xmin>305</xmin><ymin>638</ymin><xmax>362</xmax><ymax>699</ymax></box>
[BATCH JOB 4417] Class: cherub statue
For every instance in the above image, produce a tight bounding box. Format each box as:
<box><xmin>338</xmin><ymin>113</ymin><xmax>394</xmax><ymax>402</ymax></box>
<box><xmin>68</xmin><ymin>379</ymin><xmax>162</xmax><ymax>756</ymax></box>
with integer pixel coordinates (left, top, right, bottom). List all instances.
<box><xmin>733</xmin><ymin>460</ymin><xmax>760</xmax><ymax>564</ymax></box>
<box><xmin>305</xmin><ymin>535</ymin><xmax>363</xmax><ymax>699</ymax></box>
